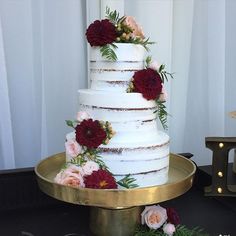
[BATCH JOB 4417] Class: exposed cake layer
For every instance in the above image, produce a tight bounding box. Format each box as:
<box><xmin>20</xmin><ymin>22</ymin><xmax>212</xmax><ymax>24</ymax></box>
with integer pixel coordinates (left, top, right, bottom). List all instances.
<box><xmin>66</xmin><ymin>131</ymin><xmax>169</xmax><ymax>188</ymax></box>
<box><xmin>79</xmin><ymin>89</ymin><xmax>163</xmax><ymax>144</ymax></box>
<box><xmin>90</xmin><ymin>43</ymin><xmax>145</xmax><ymax>92</ymax></box>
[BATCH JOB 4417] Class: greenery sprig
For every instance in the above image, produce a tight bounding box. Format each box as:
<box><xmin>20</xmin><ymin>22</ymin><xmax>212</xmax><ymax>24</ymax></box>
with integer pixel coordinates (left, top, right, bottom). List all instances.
<box><xmin>130</xmin><ymin>37</ymin><xmax>155</xmax><ymax>51</ymax></box>
<box><xmin>155</xmin><ymin>100</ymin><xmax>168</xmax><ymax>130</ymax></box>
<box><xmin>158</xmin><ymin>64</ymin><xmax>174</xmax><ymax>83</ymax></box>
<box><xmin>117</xmin><ymin>174</ymin><xmax>139</xmax><ymax>189</ymax></box>
<box><xmin>102</xmin><ymin>7</ymin><xmax>155</xmax><ymax>61</ymax></box>
<box><xmin>134</xmin><ymin>224</ymin><xmax>209</xmax><ymax>236</ymax></box>
<box><xmin>105</xmin><ymin>7</ymin><xmax>125</xmax><ymax>26</ymax></box>
<box><xmin>100</xmin><ymin>44</ymin><xmax>118</xmax><ymax>62</ymax></box>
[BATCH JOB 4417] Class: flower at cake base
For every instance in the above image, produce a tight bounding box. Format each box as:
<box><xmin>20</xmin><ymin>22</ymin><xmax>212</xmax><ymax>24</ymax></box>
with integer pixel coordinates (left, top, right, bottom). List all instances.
<box><xmin>86</xmin><ymin>19</ymin><xmax>117</xmax><ymax>47</ymax></box>
<box><xmin>82</xmin><ymin>160</ymin><xmax>99</xmax><ymax>176</ymax></box>
<box><xmin>54</xmin><ymin>164</ymin><xmax>85</xmax><ymax>188</ymax></box>
<box><xmin>75</xmin><ymin>119</ymin><xmax>107</xmax><ymax>149</ymax></box>
<box><xmin>141</xmin><ymin>205</ymin><xmax>167</xmax><ymax>230</ymax></box>
<box><xmin>163</xmin><ymin>223</ymin><xmax>176</xmax><ymax>236</ymax></box>
<box><xmin>166</xmin><ymin>207</ymin><xmax>180</xmax><ymax>225</ymax></box>
<box><xmin>124</xmin><ymin>16</ymin><xmax>145</xmax><ymax>39</ymax></box>
<box><xmin>65</xmin><ymin>139</ymin><xmax>82</xmax><ymax>158</ymax></box>
<box><xmin>76</xmin><ymin>111</ymin><xmax>90</xmax><ymax>122</ymax></box>
<box><xmin>84</xmin><ymin>169</ymin><xmax>117</xmax><ymax>189</ymax></box>
<box><xmin>133</xmin><ymin>68</ymin><xmax>163</xmax><ymax>100</ymax></box>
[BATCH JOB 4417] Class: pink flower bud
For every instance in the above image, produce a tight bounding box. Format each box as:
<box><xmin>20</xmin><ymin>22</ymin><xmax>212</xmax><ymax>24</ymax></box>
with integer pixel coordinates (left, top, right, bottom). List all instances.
<box><xmin>163</xmin><ymin>223</ymin><xmax>176</xmax><ymax>236</ymax></box>
<box><xmin>65</xmin><ymin>139</ymin><xmax>82</xmax><ymax>158</ymax></box>
<box><xmin>76</xmin><ymin>111</ymin><xmax>90</xmax><ymax>122</ymax></box>
<box><xmin>148</xmin><ymin>61</ymin><xmax>160</xmax><ymax>71</ymax></box>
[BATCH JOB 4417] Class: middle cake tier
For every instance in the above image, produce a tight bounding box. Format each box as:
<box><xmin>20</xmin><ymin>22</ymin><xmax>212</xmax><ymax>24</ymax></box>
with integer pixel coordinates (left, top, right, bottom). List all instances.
<box><xmin>77</xmin><ymin>89</ymin><xmax>170</xmax><ymax>187</ymax></box>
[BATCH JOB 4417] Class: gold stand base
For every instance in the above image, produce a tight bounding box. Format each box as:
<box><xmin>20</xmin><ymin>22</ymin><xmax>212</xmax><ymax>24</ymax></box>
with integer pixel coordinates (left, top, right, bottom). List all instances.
<box><xmin>90</xmin><ymin>207</ymin><xmax>141</xmax><ymax>236</ymax></box>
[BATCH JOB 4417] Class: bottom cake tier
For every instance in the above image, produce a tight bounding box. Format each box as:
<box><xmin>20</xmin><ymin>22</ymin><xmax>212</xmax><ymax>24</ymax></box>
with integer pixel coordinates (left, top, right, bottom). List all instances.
<box><xmin>66</xmin><ymin>131</ymin><xmax>169</xmax><ymax>188</ymax></box>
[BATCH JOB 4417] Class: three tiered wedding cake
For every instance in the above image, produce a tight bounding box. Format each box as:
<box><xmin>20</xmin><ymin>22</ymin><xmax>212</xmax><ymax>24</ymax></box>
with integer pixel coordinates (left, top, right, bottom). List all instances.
<box><xmin>55</xmin><ymin>9</ymin><xmax>171</xmax><ymax>189</ymax></box>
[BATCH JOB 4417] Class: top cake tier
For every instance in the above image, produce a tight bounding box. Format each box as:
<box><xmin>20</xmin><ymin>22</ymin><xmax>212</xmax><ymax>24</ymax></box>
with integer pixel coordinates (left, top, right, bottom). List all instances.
<box><xmin>90</xmin><ymin>43</ymin><xmax>146</xmax><ymax>92</ymax></box>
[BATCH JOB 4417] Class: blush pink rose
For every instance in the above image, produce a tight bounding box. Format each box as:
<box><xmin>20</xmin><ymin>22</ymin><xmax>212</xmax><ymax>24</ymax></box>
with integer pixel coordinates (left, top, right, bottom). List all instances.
<box><xmin>148</xmin><ymin>61</ymin><xmax>160</xmax><ymax>71</ymax></box>
<box><xmin>61</xmin><ymin>173</ymin><xmax>85</xmax><ymax>188</ymax></box>
<box><xmin>82</xmin><ymin>161</ymin><xmax>99</xmax><ymax>176</ymax></box>
<box><xmin>76</xmin><ymin>111</ymin><xmax>90</xmax><ymax>122</ymax></box>
<box><xmin>141</xmin><ymin>205</ymin><xmax>168</xmax><ymax>230</ymax></box>
<box><xmin>65</xmin><ymin>139</ymin><xmax>82</xmax><ymax>158</ymax></box>
<box><xmin>163</xmin><ymin>223</ymin><xmax>176</xmax><ymax>236</ymax></box>
<box><xmin>159</xmin><ymin>84</ymin><xmax>168</xmax><ymax>102</ymax></box>
<box><xmin>64</xmin><ymin>164</ymin><xmax>84</xmax><ymax>176</ymax></box>
<box><xmin>124</xmin><ymin>16</ymin><xmax>145</xmax><ymax>39</ymax></box>
<box><xmin>54</xmin><ymin>165</ymin><xmax>85</xmax><ymax>188</ymax></box>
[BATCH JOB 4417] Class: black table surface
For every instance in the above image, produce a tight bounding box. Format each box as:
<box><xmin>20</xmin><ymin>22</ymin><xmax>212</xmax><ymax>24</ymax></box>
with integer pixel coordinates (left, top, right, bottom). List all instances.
<box><xmin>0</xmin><ymin>185</ymin><xmax>235</xmax><ymax>236</ymax></box>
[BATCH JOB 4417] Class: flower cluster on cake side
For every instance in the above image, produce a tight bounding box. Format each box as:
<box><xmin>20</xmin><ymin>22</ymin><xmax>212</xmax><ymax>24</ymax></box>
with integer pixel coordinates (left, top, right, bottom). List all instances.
<box><xmin>136</xmin><ymin>205</ymin><xmax>207</xmax><ymax>236</ymax></box>
<box><xmin>54</xmin><ymin>111</ymin><xmax>138</xmax><ymax>189</ymax></box>
<box><xmin>86</xmin><ymin>8</ymin><xmax>173</xmax><ymax>130</ymax></box>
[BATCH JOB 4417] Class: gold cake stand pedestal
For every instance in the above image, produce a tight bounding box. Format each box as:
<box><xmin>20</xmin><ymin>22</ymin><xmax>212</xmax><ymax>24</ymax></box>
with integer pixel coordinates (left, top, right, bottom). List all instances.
<box><xmin>35</xmin><ymin>153</ymin><xmax>196</xmax><ymax>236</ymax></box>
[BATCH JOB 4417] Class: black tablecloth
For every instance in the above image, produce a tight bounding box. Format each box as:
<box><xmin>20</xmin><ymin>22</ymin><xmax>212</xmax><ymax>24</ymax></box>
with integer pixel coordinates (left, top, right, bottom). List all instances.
<box><xmin>0</xmin><ymin>186</ymin><xmax>235</xmax><ymax>236</ymax></box>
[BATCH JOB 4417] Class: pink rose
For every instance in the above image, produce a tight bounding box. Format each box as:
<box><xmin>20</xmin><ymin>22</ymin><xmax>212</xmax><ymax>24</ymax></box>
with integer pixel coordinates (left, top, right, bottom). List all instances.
<box><xmin>141</xmin><ymin>205</ymin><xmax>168</xmax><ymax>230</ymax></box>
<box><xmin>148</xmin><ymin>61</ymin><xmax>160</xmax><ymax>71</ymax></box>
<box><xmin>76</xmin><ymin>111</ymin><xmax>90</xmax><ymax>122</ymax></box>
<box><xmin>159</xmin><ymin>84</ymin><xmax>168</xmax><ymax>102</ymax></box>
<box><xmin>124</xmin><ymin>16</ymin><xmax>145</xmax><ymax>39</ymax></box>
<box><xmin>61</xmin><ymin>173</ymin><xmax>85</xmax><ymax>188</ymax></box>
<box><xmin>65</xmin><ymin>139</ymin><xmax>82</xmax><ymax>158</ymax></box>
<box><xmin>82</xmin><ymin>161</ymin><xmax>99</xmax><ymax>176</ymax></box>
<box><xmin>163</xmin><ymin>223</ymin><xmax>176</xmax><ymax>236</ymax></box>
<box><xmin>64</xmin><ymin>164</ymin><xmax>84</xmax><ymax>176</ymax></box>
<box><xmin>54</xmin><ymin>165</ymin><xmax>85</xmax><ymax>188</ymax></box>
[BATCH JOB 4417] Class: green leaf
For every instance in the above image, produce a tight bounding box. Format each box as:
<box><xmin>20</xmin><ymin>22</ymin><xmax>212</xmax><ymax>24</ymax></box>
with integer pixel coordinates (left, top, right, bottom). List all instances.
<box><xmin>155</xmin><ymin>100</ymin><xmax>168</xmax><ymax>130</ymax></box>
<box><xmin>65</xmin><ymin>120</ymin><xmax>75</xmax><ymax>128</ymax></box>
<box><xmin>100</xmin><ymin>44</ymin><xmax>118</xmax><ymax>61</ymax></box>
<box><xmin>134</xmin><ymin>224</ymin><xmax>209</xmax><ymax>236</ymax></box>
<box><xmin>117</xmin><ymin>174</ymin><xmax>139</xmax><ymax>189</ymax></box>
<box><xmin>105</xmin><ymin>7</ymin><xmax>121</xmax><ymax>25</ymax></box>
<box><xmin>145</xmin><ymin>56</ymin><xmax>152</xmax><ymax>67</ymax></box>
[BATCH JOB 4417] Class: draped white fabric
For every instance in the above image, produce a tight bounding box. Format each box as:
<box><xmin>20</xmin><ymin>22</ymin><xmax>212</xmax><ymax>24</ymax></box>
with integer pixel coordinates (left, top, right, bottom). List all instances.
<box><xmin>0</xmin><ymin>0</ymin><xmax>235</xmax><ymax>169</ymax></box>
<box><xmin>0</xmin><ymin>0</ymin><xmax>87</xmax><ymax>169</ymax></box>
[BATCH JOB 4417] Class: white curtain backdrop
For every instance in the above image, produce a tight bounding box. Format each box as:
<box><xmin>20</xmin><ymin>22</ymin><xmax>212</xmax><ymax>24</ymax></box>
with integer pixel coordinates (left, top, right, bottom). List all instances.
<box><xmin>0</xmin><ymin>0</ymin><xmax>235</xmax><ymax>169</ymax></box>
<box><xmin>0</xmin><ymin>0</ymin><xmax>87</xmax><ymax>169</ymax></box>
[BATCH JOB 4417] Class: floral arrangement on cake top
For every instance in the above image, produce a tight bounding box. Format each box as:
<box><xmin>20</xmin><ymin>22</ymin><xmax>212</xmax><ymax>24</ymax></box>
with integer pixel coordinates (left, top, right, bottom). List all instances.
<box><xmin>127</xmin><ymin>56</ymin><xmax>173</xmax><ymax>130</ymax></box>
<box><xmin>54</xmin><ymin>111</ymin><xmax>138</xmax><ymax>189</ymax></box>
<box><xmin>86</xmin><ymin>7</ymin><xmax>153</xmax><ymax>61</ymax></box>
<box><xmin>135</xmin><ymin>205</ymin><xmax>208</xmax><ymax>236</ymax></box>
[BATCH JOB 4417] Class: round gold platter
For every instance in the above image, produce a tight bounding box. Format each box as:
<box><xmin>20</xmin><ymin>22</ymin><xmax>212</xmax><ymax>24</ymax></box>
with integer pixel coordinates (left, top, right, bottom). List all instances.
<box><xmin>35</xmin><ymin>152</ymin><xmax>196</xmax><ymax>209</ymax></box>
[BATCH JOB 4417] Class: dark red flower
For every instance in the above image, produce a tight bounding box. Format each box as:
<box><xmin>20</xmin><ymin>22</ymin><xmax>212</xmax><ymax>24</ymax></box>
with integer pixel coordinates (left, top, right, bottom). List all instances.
<box><xmin>166</xmin><ymin>207</ymin><xmax>180</xmax><ymax>225</ymax></box>
<box><xmin>133</xmin><ymin>68</ymin><xmax>162</xmax><ymax>100</ymax></box>
<box><xmin>86</xmin><ymin>19</ymin><xmax>117</xmax><ymax>47</ymax></box>
<box><xmin>75</xmin><ymin>119</ymin><xmax>106</xmax><ymax>149</ymax></box>
<box><xmin>84</xmin><ymin>169</ymin><xmax>117</xmax><ymax>189</ymax></box>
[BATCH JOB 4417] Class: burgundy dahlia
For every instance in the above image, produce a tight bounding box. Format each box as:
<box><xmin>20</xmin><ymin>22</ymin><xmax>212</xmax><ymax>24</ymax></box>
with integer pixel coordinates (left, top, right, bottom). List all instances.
<box><xmin>133</xmin><ymin>68</ymin><xmax>162</xmax><ymax>100</ymax></box>
<box><xmin>166</xmin><ymin>207</ymin><xmax>180</xmax><ymax>225</ymax></box>
<box><xmin>75</xmin><ymin>119</ymin><xmax>106</xmax><ymax>149</ymax></box>
<box><xmin>86</xmin><ymin>19</ymin><xmax>117</xmax><ymax>47</ymax></box>
<box><xmin>84</xmin><ymin>169</ymin><xmax>118</xmax><ymax>189</ymax></box>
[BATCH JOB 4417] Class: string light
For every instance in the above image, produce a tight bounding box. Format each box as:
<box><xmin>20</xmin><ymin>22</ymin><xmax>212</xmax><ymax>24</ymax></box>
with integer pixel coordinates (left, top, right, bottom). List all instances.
<box><xmin>219</xmin><ymin>143</ymin><xmax>224</xmax><ymax>148</ymax></box>
<box><xmin>218</xmin><ymin>171</ymin><xmax>223</xmax><ymax>177</ymax></box>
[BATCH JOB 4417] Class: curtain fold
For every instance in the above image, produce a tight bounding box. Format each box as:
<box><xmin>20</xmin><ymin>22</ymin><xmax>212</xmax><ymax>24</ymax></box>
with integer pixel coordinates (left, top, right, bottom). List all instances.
<box><xmin>0</xmin><ymin>16</ymin><xmax>15</xmax><ymax>169</ymax></box>
<box><xmin>0</xmin><ymin>0</ymin><xmax>87</xmax><ymax>169</ymax></box>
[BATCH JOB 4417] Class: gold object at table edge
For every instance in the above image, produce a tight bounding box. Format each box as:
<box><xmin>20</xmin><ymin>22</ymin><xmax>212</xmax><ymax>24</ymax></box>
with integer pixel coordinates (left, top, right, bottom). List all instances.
<box><xmin>35</xmin><ymin>152</ymin><xmax>196</xmax><ymax>209</ymax></box>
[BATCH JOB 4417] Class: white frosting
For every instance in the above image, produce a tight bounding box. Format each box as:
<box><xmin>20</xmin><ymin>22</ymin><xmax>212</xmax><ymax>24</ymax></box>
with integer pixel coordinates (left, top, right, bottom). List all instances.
<box><xmin>90</xmin><ymin>43</ymin><xmax>146</xmax><ymax>92</ymax></box>
<box><xmin>66</xmin><ymin>43</ymin><xmax>170</xmax><ymax>188</ymax></box>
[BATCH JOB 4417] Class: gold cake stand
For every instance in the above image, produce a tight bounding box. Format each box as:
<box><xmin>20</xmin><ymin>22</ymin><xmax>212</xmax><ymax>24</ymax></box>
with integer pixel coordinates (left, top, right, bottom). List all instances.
<box><xmin>35</xmin><ymin>153</ymin><xmax>196</xmax><ymax>236</ymax></box>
